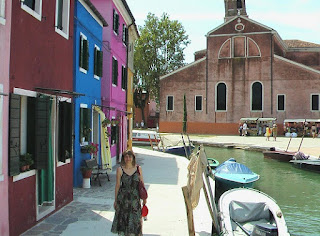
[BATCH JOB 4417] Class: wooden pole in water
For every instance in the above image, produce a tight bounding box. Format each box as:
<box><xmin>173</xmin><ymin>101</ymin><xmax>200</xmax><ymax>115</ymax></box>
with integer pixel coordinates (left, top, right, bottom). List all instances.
<box><xmin>181</xmin><ymin>133</ymin><xmax>189</xmax><ymax>158</ymax></box>
<box><xmin>182</xmin><ymin>186</ymin><xmax>195</xmax><ymax>236</ymax></box>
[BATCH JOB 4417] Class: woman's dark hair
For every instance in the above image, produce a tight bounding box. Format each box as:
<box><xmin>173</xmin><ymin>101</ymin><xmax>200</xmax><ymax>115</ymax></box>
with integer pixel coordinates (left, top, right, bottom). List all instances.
<box><xmin>120</xmin><ymin>149</ymin><xmax>136</xmax><ymax>166</ymax></box>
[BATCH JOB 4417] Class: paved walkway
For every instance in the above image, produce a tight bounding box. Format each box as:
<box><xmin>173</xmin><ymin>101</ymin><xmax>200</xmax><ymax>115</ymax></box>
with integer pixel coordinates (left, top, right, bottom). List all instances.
<box><xmin>22</xmin><ymin>147</ymin><xmax>212</xmax><ymax>236</ymax></box>
<box><xmin>22</xmin><ymin>135</ymin><xmax>319</xmax><ymax>236</ymax></box>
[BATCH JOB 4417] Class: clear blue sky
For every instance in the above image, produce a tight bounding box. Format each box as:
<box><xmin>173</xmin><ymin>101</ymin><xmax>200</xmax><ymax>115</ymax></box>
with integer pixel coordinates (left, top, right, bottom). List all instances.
<box><xmin>126</xmin><ymin>0</ymin><xmax>320</xmax><ymax>63</ymax></box>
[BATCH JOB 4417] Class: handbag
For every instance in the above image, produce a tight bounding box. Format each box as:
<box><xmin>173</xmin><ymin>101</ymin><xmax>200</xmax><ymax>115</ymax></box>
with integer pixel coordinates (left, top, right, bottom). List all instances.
<box><xmin>137</xmin><ymin>165</ymin><xmax>148</xmax><ymax>200</ymax></box>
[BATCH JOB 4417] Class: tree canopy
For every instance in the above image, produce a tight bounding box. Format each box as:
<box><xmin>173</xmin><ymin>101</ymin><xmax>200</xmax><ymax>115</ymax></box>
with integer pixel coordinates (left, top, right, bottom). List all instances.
<box><xmin>134</xmin><ymin>13</ymin><xmax>190</xmax><ymax>103</ymax></box>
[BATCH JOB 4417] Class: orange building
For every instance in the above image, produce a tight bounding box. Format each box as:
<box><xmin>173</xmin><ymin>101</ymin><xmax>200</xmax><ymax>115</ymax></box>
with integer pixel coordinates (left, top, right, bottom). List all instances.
<box><xmin>159</xmin><ymin>0</ymin><xmax>320</xmax><ymax>135</ymax></box>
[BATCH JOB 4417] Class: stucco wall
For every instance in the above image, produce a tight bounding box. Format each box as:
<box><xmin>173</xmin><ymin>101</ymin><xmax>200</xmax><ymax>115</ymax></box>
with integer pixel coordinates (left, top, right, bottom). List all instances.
<box><xmin>0</xmin><ymin>0</ymin><xmax>11</xmax><ymax>234</ymax></box>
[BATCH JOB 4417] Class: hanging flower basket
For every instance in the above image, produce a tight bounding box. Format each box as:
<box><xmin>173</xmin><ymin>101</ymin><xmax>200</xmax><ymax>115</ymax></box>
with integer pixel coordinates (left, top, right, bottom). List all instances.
<box><xmin>111</xmin><ymin>119</ymin><xmax>120</xmax><ymax>126</ymax></box>
<box><xmin>102</xmin><ymin>118</ymin><xmax>111</xmax><ymax>128</ymax></box>
<box><xmin>81</xmin><ymin>143</ymin><xmax>99</xmax><ymax>155</ymax></box>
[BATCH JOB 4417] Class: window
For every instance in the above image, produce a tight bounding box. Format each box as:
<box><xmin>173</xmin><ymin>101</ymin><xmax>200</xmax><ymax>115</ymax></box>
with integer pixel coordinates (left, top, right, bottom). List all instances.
<box><xmin>0</xmin><ymin>0</ymin><xmax>5</xmax><ymax>25</ymax></box>
<box><xmin>21</xmin><ymin>0</ymin><xmax>42</xmax><ymax>21</ymax></box>
<box><xmin>55</xmin><ymin>0</ymin><xmax>70</xmax><ymax>39</ymax></box>
<box><xmin>311</xmin><ymin>94</ymin><xmax>319</xmax><ymax>111</ymax></box>
<box><xmin>237</xmin><ymin>0</ymin><xmax>243</xmax><ymax>9</ymax></box>
<box><xmin>112</xmin><ymin>57</ymin><xmax>118</xmax><ymax>85</ymax></box>
<box><xmin>122</xmin><ymin>24</ymin><xmax>128</xmax><ymax>45</ymax></box>
<box><xmin>111</xmin><ymin>125</ymin><xmax>118</xmax><ymax>145</ymax></box>
<box><xmin>113</xmin><ymin>9</ymin><xmax>119</xmax><ymax>35</ymax></box>
<box><xmin>251</xmin><ymin>82</ymin><xmax>263</xmax><ymax>111</ymax></box>
<box><xmin>195</xmin><ymin>96</ymin><xmax>202</xmax><ymax>111</ymax></box>
<box><xmin>79</xmin><ymin>33</ymin><xmax>89</xmax><ymax>72</ymax></box>
<box><xmin>121</xmin><ymin>66</ymin><xmax>127</xmax><ymax>90</ymax></box>
<box><xmin>216</xmin><ymin>83</ymin><xmax>227</xmax><ymax>111</ymax></box>
<box><xmin>166</xmin><ymin>96</ymin><xmax>174</xmax><ymax>111</ymax></box>
<box><xmin>58</xmin><ymin>101</ymin><xmax>72</xmax><ymax>162</ymax></box>
<box><xmin>80</xmin><ymin>107</ymin><xmax>91</xmax><ymax>144</ymax></box>
<box><xmin>94</xmin><ymin>46</ymin><xmax>103</xmax><ymax>78</ymax></box>
<box><xmin>277</xmin><ymin>94</ymin><xmax>285</xmax><ymax>111</ymax></box>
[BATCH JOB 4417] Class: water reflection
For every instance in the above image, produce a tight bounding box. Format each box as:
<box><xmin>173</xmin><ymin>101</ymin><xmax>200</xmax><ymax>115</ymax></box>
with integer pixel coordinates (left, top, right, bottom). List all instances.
<box><xmin>203</xmin><ymin>145</ymin><xmax>320</xmax><ymax>236</ymax></box>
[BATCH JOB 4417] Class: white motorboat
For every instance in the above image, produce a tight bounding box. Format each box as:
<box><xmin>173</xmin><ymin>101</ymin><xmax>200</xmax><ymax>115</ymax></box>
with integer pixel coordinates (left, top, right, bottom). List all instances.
<box><xmin>218</xmin><ymin>188</ymin><xmax>290</xmax><ymax>236</ymax></box>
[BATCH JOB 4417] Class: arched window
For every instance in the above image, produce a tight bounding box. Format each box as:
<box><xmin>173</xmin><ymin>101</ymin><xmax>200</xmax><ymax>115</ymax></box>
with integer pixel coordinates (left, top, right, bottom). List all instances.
<box><xmin>216</xmin><ymin>83</ymin><xmax>227</xmax><ymax>111</ymax></box>
<box><xmin>251</xmin><ymin>82</ymin><xmax>262</xmax><ymax>111</ymax></box>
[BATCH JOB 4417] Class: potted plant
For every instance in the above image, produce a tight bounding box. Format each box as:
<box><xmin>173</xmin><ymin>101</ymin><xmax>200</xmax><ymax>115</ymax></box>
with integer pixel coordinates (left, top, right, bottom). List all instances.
<box><xmin>24</xmin><ymin>153</ymin><xmax>34</xmax><ymax>170</ymax></box>
<box><xmin>19</xmin><ymin>155</ymin><xmax>27</xmax><ymax>172</ymax></box>
<box><xmin>81</xmin><ymin>166</ymin><xmax>93</xmax><ymax>178</ymax></box>
<box><xmin>102</xmin><ymin>118</ymin><xmax>111</xmax><ymax>128</ymax></box>
<box><xmin>81</xmin><ymin>143</ymin><xmax>99</xmax><ymax>155</ymax></box>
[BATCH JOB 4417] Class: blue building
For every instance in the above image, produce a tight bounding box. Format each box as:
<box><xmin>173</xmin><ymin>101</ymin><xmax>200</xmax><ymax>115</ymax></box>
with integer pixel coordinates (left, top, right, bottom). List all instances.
<box><xmin>73</xmin><ymin>0</ymin><xmax>108</xmax><ymax>187</ymax></box>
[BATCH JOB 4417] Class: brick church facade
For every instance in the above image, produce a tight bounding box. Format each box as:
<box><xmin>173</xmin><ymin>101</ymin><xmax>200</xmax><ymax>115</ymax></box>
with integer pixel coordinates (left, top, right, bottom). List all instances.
<box><xmin>159</xmin><ymin>0</ymin><xmax>320</xmax><ymax>135</ymax></box>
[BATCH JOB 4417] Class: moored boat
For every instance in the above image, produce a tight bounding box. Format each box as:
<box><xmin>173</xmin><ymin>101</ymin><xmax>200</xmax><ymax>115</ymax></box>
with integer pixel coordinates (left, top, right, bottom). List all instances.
<box><xmin>157</xmin><ymin>144</ymin><xmax>195</xmax><ymax>157</ymax></box>
<box><xmin>132</xmin><ymin>129</ymin><xmax>160</xmax><ymax>146</ymax></box>
<box><xmin>218</xmin><ymin>188</ymin><xmax>290</xmax><ymax>236</ymax></box>
<box><xmin>207</xmin><ymin>157</ymin><xmax>219</xmax><ymax>169</ymax></box>
<box><xmin>213</xmin><ymin>158</ymin><xmax>259</xmax><ymax>193</ymax></box>
<box><xmin>263</xmin><ymin>148</ymin><xmax>296</xmax><ymax>162</ymax></box>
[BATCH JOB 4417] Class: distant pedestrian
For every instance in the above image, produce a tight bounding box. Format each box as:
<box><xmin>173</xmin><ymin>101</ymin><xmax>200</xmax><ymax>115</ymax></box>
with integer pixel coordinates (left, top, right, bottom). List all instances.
<box><xmin>239</xmin><ymin>124</ymin><xmax>243</xmax><ymax>136</ymax></box>
<box><xmin>272</xmin><ymin>124</ymin><xmax>277</xmax><ymax>141</ymax></box>
<box><xmin>266</xmin><ymin>126</ymin><xmax>271</xmax><ymax>141</ymax></box>
<box><xmin>111</xmin><ymin>150</ymin><xmax>146</xmax><ymax>235</ymax></box>
<box><xmin>311</xmin><ymin>123</ymin><xmax>317</xmax><ymax>139</ymax></box>
<box><xmin>242</xmin><ymin>122</ymin><xmax>248</xmax><ymax>136</ymax></box>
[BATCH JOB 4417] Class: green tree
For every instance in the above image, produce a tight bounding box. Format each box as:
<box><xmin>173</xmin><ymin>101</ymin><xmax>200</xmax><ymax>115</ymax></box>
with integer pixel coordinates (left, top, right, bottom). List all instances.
<box><xmin>183</xmin><ymin>94</ymin><xmax>187</xmax><ymax>133</ymax></box>
<box><xmin>134</xmin><ymin>13</ymin><xmax>190</xmax><ymax>103</ymax></box>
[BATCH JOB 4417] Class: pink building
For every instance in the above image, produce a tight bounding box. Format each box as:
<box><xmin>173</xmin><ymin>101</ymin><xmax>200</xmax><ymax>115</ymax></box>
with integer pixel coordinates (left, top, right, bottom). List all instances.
<box><xmin>0</xmin><ymin>0</ymin><xmax>11</xmax><ymax>235</ymax></box>
<box><xmin>92</xmin><ymin>0</ymin><xmax>136</xmax><ymax>165</ymax></box>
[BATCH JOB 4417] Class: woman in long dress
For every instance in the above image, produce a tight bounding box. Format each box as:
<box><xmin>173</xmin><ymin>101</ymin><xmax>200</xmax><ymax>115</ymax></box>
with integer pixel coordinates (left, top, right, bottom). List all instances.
<box><xmin>111</xmin><ymin>150</ymin><xmax>146</xmax><ymax>235</ymax></box>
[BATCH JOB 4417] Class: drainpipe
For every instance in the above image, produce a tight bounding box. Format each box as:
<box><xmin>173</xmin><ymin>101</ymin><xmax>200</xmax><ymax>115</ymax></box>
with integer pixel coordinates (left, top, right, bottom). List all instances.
<box><xmin>270</xmin><ymin>33</ymin><xmax>274</xmax><ymax>115</ymax></box>
<box><xmin>205</xmin><ymin>40</ymin><xmax>208</xmax><ymax>114</ymax></box>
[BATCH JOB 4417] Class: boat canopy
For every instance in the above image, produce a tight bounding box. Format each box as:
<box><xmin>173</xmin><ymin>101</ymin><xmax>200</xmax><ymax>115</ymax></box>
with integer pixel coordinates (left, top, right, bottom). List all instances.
<box><xmin>258</xmin><ymin>118</ymin><xmax>276</xmax><ymax>122</ymax></box>
<box><xmin>240</xmin><ymin>117</ymin><xmax>259</xmax><ymax>122</ymax></box>
<box><xmin>215</xmin><ymin>159</ymin><xmax>254</xmax><ymax>175</ymax></box>
<box><xmin>284</xmin><ymin>119</ymin><xmax>306</xmax><ymax>123</ymax></box>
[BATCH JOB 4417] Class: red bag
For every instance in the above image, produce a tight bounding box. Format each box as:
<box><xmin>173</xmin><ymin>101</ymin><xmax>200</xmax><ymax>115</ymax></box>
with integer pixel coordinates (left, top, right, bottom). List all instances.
<box><xmin>141</xmin><ymin>204</ymin><xmax>148</xmax><ymax>217</ymax></box>
<box><xmin>137</xmin><ymin>166</ymin><xmax>148</xmax><ymax>200</ymax></box>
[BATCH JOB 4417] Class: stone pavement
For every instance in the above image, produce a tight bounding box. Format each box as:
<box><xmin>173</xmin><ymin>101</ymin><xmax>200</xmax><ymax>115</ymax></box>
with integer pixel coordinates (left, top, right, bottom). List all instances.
<box><xmin>21</xmin><ymin>135</ymin><xmax>319</xmax><ymax>236</ymax></box>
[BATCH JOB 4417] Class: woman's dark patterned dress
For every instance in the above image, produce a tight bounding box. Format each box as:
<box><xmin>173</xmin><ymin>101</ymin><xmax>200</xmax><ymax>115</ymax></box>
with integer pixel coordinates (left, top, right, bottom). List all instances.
<box><xmin>111</xmin><ymin>167</ymin><xmax>142</xmax><ymax>235</ymax></box>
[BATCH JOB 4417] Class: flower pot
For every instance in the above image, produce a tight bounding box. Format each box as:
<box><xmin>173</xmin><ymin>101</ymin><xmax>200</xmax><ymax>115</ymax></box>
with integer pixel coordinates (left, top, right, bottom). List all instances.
<box><xmin>82</xmin><ymin>169</ymin><xmax>92</xmax><ymax>178</ymax></box>
<box><xmin>83</xmin><ymin>178</ymin><xmax>91</xmax><ymax>188</ymax></box>
<box><xmin>20</xmin><ymin>165</ymin><xmax>27</xmax><ymax>172</ymax></box>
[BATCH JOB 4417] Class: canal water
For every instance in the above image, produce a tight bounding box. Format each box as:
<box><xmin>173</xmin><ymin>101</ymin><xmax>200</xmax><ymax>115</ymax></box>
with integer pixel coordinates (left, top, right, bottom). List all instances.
<box><xmin>203</xmin><ymin>145</ymin><xmax>320</xmax><ymax>236</ymax></box>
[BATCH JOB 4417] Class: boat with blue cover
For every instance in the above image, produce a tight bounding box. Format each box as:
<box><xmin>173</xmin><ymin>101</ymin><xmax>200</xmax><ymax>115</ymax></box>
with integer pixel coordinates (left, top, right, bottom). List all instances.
<box><xmin>213</xmin><ymin>158</ymin><xmax>260</xmax><ymax>193</ymax></box>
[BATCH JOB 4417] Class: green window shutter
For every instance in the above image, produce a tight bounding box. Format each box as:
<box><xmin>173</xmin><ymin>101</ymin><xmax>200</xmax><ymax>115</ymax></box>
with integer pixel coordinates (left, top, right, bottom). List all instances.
<box><xmin>113</xmin><ymin>10</ymin><xmax>119</xmax><ymax>34</ymax></box>
<box><xmin>97</xmin><ymin>50</ymin><xmax>103</xmax><ymax>77</ymax></box>
<box><xmin>83</xmin><ymin>39</ymin><xmax>89</xmax><ymax>70</ymax></box>
<box><xmin>35</xmin><ymin>97</ymin><xmax>50</xmax><ymax>170</ymax></box>
<box><xmin>124</xmin><ymin>67</ymin><xmax>127</xmax><ymax>90</ymax></box>
<box><xmin>58</xmin><ymin>102</ymin><xmax>73</xmax><ymax>162</ymax></box>
<box><xmin>9</xmin><ymin>94</ymin><xmax>21</xmax><ymax>176</ymax></box>
<box><xmin>94</xmin><ymin>48</ymin><xmax>98</xmax><ymax>76</ymax></box>
<box><xmin>112</xmin><ymin>57</ymin><xmax>118</xmax><ymax>85</ymax></box>
<box><xmin>79</xmin><ymin>36</ymin><xmax>83</xmax><ymax>68</ymax></box>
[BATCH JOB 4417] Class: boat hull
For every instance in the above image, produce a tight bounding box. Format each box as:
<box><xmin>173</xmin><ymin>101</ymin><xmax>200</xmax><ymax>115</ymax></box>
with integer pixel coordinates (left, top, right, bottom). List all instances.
<box><xmin>263</xmin><ymin>150</ymin><xmax>295</xmax><ymax>162</ymax></box>
<box><xmin>162</xmin><ymin>145</ymin><xmax>194</xmax><ymax>156</ymax></box>
<box><xmin>215</xmin><ymin>174</ymin><xmax>258</xmax><ymax>192</ymax></box>
<box><xmin>290</xmin><ymin>159</ymin><xmax>320</xmax><ymax>172</ymax></box>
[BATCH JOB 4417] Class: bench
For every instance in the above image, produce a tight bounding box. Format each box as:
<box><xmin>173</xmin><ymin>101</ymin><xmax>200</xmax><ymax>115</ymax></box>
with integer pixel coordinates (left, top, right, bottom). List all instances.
<box><xmin>84</xmin><ymin>158</ymin><xmax>110</xmax><ymax>186</ymax></box>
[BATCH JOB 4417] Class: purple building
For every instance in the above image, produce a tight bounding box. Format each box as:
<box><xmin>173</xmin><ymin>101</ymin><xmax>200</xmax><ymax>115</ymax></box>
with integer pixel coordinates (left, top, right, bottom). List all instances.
<box><xmin>92</xmin><ymin>0</ymin><xmax>136</xmax><ymax>165</ymax></box>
